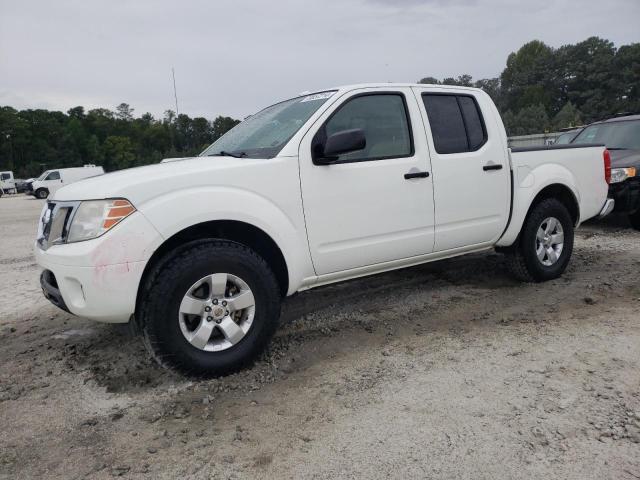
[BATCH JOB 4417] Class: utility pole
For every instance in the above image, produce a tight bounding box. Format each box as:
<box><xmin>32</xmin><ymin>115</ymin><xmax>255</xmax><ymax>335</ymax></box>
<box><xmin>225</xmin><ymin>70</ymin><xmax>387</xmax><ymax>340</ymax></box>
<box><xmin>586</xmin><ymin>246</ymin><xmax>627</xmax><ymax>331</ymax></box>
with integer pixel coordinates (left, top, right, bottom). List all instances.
<box><xmin>172</xmin><ymin>67</ymin><xmax>180</xmax><ymax>116</ymax></box>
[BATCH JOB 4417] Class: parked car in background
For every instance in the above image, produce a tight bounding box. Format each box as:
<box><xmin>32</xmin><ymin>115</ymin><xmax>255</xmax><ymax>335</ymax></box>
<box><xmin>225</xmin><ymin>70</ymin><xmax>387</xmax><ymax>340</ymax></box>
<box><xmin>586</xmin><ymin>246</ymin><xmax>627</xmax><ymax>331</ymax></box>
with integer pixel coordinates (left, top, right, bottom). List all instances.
<box><xmin>0</xmin><ymin>171</ymin><xmax>16</xmax><ymax>195</ymax></box>
<box><xmin>35</xmin><ymin>84</ymin><xmax>612</xmax><ymax>376</ymax></box>
<box><xmin>572</xmin><ymin>114</ymin><xmax>640</xmax><ymax>229</ymax></box>
<box><xmin>27</xmin><ymin>165</ymin><xmax>104</xmax><ymax>199</ymax></box>
<box><xmin>14</xmin><ymin>179</ymin><xmax>31</xmax><ymax>193</ymax></box>
<box><xmin>554</xmin><ymin>127</ymin><xmax>583</xmax><ymax>145</ymax></box>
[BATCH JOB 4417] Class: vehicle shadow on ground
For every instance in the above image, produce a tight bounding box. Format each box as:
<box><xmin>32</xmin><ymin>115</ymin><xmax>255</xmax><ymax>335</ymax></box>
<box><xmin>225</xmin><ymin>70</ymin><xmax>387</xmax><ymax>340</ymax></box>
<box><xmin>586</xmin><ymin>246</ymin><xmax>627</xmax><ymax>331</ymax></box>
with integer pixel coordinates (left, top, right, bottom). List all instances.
<box><xmin>68</xmin><ymin>250</ymin><xmax>516</xmax><ymax>393</ymax></box>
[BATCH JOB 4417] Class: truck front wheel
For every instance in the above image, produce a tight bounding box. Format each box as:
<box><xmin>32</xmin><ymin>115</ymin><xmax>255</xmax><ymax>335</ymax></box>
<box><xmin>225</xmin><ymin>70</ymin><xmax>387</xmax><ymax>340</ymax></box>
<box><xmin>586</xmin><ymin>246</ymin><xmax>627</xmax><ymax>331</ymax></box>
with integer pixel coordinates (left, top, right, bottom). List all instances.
<box><xmin>139</xmin><ymin>240</ymin><xmax>281</xmax><ymax>376</ymax></box>
<box><xmin>505</xmin><ymin>198</ymin><xmax>574</xmax><ymax>282</ymax></box>
<box><xmin>35</xmin><ymin>188</ymin><xmax>49</xmax><ymax>199</ymax></box>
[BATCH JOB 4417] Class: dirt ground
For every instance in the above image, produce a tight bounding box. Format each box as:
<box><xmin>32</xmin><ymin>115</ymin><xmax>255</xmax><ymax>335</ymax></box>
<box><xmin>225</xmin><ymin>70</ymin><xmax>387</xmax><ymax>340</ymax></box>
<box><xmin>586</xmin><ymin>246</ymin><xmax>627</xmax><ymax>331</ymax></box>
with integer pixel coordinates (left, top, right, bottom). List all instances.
<box><xmin>0</xmin><ymin>194</ymin><xmax>639</xmax><ymax>480</ymax></box>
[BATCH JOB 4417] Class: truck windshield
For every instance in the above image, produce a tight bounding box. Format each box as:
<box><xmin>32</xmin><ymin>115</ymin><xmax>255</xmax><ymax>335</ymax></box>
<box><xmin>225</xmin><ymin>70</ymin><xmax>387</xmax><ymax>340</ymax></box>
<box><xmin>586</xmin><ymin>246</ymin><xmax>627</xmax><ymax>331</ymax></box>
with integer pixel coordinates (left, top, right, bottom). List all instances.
<box><xmin>200</xmin><ymin>91</ymin><xmax>336</xmax><ymax>159</ymax></box>
<box><xmin>572</xmin><ymin>120</ymin><xmax>640</xmax><ymax>150</ymax></box>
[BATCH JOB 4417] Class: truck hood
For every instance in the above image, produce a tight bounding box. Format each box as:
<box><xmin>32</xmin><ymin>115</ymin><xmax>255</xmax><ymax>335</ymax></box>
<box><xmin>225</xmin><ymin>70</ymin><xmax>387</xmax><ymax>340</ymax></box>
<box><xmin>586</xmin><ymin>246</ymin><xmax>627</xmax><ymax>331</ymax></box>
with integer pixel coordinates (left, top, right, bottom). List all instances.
<box><xmin>53</xmin><ymin>156</ymin><xmax>268</xmax><ymax>204</ymax></box>
<box><xmin>610</xmin><ymin>149</ymin><xmax>640</xmax><ymax>169</ymax></box>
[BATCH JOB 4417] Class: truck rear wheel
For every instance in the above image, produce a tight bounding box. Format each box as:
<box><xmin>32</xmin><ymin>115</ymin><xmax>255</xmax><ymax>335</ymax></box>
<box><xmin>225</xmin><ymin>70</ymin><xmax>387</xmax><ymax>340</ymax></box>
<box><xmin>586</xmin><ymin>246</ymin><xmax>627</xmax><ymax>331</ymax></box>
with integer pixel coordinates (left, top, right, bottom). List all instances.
<box><xmin>35</xmin><ymin>188</ymin><xmax>49</xmax><ymax>199</ymax></box>
<box><xmin>505</xmin><ymin>198</ymin><xmax>574</xmax><ymax>282</ymax></box>
<box><xmin>139</xmin><ymin>240</ymin><xmax>281</xmax><ymax>376</ymax></box>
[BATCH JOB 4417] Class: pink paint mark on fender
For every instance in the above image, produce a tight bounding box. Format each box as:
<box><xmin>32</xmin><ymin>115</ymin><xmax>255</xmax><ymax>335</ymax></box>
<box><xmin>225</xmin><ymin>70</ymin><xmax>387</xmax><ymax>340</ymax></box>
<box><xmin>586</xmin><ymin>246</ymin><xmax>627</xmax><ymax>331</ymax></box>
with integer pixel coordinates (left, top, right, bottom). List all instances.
<box><xmin>89</xmin><ymin>233</ymin><xmax>145</xmax><ymax>288</ymax></box>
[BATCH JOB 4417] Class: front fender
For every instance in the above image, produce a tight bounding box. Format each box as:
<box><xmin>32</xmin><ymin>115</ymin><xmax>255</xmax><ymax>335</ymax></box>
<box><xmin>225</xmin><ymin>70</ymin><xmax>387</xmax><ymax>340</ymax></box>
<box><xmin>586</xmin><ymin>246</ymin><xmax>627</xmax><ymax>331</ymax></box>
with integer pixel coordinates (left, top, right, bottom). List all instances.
<box><xmin>496</xmin><ymin>163</ymin><xmax>580</xmax><ymax>247</ymax></box>
<box><xmin>138</xmin><ymin>186</ymin><xmax>314</xmax><ymax>295</ymax></box>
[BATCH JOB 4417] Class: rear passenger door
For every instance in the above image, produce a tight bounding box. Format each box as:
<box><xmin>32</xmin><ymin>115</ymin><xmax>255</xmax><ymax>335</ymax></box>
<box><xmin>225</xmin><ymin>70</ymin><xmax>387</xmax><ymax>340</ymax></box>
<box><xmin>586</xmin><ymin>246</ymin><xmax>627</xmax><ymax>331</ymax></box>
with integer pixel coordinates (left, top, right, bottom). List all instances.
<box><xmin>413</xmin><ymin>88</ymin><xmax>511</xmax><ymax>252</ymax></box>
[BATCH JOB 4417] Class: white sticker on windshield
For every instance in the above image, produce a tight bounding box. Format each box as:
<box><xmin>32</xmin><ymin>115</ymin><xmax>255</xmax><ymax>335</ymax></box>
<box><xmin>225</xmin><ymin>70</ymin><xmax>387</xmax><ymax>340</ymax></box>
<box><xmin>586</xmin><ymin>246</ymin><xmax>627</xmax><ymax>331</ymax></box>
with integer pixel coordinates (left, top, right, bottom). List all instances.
<box><xmin>300</xmin><ymin>91</ymin><xmax>335</xmax><ymax>102</ymax></box>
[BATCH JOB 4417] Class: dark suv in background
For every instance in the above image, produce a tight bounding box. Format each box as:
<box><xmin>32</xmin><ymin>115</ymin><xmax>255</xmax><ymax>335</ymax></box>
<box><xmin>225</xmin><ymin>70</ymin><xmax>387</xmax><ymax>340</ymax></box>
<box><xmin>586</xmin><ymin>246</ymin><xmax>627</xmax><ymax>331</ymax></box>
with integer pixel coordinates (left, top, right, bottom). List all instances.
<box><xmin>572</xmin><ymin>114</ymin><xmax>640</xmax><ymax>230</ymax></box>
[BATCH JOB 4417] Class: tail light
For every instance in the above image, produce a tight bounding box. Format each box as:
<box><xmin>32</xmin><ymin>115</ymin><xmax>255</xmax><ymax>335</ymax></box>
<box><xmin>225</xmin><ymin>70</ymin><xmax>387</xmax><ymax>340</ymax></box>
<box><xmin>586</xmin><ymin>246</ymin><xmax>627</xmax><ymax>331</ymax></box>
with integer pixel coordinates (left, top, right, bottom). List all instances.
<box><xmin>603</xmin><ymin>149</ymin><xmax>611</xmax><ymax>185</ymax></box>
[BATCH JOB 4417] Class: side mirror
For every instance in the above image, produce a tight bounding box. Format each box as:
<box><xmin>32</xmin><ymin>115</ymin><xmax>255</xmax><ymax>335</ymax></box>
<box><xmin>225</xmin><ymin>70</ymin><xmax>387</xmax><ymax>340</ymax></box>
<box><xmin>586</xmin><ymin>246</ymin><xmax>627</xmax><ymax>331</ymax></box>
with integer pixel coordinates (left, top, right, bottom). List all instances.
<box><xmin>315</xmin><ymin>128</ymin><xmax>366</xmax><ymax>165</ymax></box>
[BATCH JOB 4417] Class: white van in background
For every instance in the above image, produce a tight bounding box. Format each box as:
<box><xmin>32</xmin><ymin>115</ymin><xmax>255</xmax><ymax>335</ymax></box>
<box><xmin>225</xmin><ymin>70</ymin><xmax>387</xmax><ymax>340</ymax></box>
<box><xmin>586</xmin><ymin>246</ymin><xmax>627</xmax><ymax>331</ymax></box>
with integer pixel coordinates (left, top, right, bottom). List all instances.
<box><xmin>29</xmin><ymin>165</ymin><xmax>105</xmax><ymax>199</ymax></box>
<box><xmin>0</xmin><ymin>171</ymin><xmax>16</xmax><ymax>196</ymax></box>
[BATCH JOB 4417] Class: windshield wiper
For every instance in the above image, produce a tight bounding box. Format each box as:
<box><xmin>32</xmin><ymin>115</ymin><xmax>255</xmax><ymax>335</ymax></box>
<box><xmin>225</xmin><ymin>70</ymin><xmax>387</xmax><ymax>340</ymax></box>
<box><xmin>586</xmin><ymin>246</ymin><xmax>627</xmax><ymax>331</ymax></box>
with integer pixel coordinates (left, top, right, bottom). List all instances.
<box><xmin>607</xmin><ymin>147</ymin><xmax>628</xmax><ymax>150</ymax></box>
<box><xmin>209</xmin><ymin>150</ymin><xmax>247</xmax><ymax>158</ymax></box>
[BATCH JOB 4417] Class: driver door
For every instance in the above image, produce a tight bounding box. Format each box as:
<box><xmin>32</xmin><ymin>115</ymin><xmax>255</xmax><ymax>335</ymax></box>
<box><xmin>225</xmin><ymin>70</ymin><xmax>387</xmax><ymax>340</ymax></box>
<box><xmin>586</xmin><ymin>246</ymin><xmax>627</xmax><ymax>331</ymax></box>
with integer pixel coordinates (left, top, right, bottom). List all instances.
<box><xmin>298</xmin><ymin>88</ymin><xmax>435</xmax><ymax>276</ymax></box>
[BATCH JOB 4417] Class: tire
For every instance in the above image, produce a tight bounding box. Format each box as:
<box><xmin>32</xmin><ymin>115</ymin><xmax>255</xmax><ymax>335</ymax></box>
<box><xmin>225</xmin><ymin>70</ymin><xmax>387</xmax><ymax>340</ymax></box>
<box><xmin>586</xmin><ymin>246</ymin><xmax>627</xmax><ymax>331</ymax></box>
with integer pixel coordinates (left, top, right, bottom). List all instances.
<box><xmin>35</xmin><ymin>188</ymin><xmax>49</xmax><ymax>199</ymax></box>
<box><xmin>629</xmin><ymin>210</ymin><xmax>640</xmax><ymax>231</ymax></box>
<box><xmin>505</xmin><ymin>198</ymin><xmax>574</xmax><ymax>282</ymax></box>
<box><xmin>139</xmin><ymin>240</ymin><xmax>281</xmax><ymax>376</ymax></box>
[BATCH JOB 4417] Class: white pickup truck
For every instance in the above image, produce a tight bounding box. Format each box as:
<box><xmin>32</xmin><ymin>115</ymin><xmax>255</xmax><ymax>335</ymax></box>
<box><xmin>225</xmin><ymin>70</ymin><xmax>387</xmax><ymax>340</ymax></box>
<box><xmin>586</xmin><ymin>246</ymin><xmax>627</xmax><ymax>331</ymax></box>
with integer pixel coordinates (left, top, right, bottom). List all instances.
<box><xmin>35</xmin><ymin>84</ymin><xmax>613</xmax><ymax>375</ymax></box>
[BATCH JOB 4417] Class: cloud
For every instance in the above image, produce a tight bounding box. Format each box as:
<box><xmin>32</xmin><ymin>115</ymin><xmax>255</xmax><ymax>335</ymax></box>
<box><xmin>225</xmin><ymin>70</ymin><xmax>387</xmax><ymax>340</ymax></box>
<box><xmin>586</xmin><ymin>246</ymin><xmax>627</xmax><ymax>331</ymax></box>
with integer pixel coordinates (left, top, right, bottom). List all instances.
<box><xmin>0</xmin><ymin>0</ymin><xmax>638</xmax><ymax>119</ymax></box>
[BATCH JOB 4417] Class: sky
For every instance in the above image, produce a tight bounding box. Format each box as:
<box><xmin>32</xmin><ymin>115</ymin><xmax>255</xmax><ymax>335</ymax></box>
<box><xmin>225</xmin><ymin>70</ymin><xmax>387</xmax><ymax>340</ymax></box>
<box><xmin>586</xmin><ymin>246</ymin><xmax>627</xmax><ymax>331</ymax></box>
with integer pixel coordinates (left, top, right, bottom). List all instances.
<box><xmin>1</xmin><ymin>0</ymin><xmax>639</xmax><ymax>120</ymax></box>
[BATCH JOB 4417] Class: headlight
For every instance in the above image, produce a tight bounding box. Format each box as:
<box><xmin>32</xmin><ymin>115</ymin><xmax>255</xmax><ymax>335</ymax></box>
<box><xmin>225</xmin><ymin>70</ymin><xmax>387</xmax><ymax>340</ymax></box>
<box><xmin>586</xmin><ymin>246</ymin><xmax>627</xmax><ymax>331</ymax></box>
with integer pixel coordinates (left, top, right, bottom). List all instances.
<box><xmin>610</xmin><ymin>167</ymin><xmax>636</xmax><ymax>184</ymax></box>
<box><xmin>67</xmin><ymin>199</ymin><xmax>136</xmax><ymax>243</ymax></box>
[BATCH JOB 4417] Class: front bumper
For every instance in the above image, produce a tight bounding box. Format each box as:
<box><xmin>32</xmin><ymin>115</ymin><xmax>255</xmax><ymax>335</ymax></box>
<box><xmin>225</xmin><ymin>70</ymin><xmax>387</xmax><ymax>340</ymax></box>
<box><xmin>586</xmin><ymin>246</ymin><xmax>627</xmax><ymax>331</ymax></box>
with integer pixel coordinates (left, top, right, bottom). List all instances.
<box><xmin>40</xmin><ymin>270</ymin><xmax>70</xmax><ymax>313</ymax></box>
<box><xmin>34</xmin><ymin>211</ymin><xmax>163</xmax><ymax>323</ymax></box>
<box><xmin>609</xmin><ymin>178</ymin><xmax>640</xmax><ymax>214</ymax></box>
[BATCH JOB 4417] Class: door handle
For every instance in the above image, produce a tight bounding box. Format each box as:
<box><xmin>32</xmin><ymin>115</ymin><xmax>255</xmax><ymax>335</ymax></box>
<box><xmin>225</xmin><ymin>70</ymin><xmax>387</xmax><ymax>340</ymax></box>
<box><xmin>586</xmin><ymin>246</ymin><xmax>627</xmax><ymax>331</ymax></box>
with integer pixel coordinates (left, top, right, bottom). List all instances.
<box><xmin>404</xmin><ymin>171</ymin><xmax>429</xmax><ymax>179</ymax></box>
<box><xmin>483</xmin><ymin>163</ymin><xmax>503</xmax><ymax>171</ymax></box>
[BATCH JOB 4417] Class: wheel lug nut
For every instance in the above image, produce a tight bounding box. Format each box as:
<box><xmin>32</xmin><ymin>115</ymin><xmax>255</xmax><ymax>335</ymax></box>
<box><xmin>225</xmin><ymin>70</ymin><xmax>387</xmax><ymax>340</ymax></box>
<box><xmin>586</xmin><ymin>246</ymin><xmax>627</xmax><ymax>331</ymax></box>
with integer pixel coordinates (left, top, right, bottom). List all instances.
<box><xmin>221</xmin><ymin>300</ymin><xmax>227</xmax><ymax>307</ymax></box>
<box><xmin>204</xmin><ymin>306</ymin><xmax>211</xmax><ymax>312</ymax></box>
<box><xmin>213</xmin><ymin>299</ymin><xmax>218</xmax><ymax>305</ymax></box>
<box><xmin>207</xmin><ymin>316</ymin><xmax>213</xmax><ymax>322</ymax></box>
<box><xmin>215</xmin><ymin>318</ymin><xmax>222</xmax><ymax>324</ymax></box>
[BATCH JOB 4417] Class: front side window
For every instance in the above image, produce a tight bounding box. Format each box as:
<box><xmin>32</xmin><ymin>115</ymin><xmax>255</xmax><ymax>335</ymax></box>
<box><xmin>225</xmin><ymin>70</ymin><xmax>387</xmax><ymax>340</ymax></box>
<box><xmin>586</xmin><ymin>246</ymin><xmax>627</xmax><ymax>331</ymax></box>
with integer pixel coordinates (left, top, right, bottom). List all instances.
<box><xmin>200</xmin><ymin>91</ymin><xmax>336</xmax><ymax>159</ymax></box>
<box><xmin>422</xmin><ymin>94</ymin><xmax>487</xmax><ymax>154</ymax></box>
<box><xmin>46</xmin><ymin>171</ymin><xmax>60</xmax><ymax>181</ymax></box>
<box><xmin>0</xmin><ymin>173</ymin><xmax>10</xmax><ymax>180</ymax></box>
<box><xmin>314</xmin><ymin>93</ymin><xmax>413</xmax><ymax>163</ymax></box>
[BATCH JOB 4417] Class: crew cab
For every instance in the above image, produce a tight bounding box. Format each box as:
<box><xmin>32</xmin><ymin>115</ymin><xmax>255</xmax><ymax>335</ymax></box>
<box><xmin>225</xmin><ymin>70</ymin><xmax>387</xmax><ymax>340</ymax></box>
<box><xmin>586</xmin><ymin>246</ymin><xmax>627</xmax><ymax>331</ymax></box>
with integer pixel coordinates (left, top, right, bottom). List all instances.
<box><xmin>571</xmin><ymin>114</ymin><xmax>640</xmax><ymax>229</ymax></box>
<box><xmin>35</xmin><ymin>84</ymin><xmax>613</xmax><ymax>376</ymax></box>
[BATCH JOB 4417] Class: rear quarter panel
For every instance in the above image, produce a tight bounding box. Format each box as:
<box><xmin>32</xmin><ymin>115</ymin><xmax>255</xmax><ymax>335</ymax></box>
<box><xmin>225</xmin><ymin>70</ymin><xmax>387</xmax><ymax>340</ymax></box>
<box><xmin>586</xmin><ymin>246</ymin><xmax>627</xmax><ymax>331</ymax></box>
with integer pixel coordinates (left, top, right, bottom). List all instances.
<box><xmin>497</xmin><ymin>146</ymin><xmax>607</xmax><ymax>247</ymax></box>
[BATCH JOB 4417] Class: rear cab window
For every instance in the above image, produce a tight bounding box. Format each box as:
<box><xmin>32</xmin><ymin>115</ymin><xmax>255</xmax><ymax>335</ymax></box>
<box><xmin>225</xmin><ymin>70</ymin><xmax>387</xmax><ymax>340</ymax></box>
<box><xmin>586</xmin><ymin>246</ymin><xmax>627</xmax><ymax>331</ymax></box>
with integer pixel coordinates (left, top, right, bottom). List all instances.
<box><xmin>422</xmin><ymin>93</ymin><xmax>487</xmax><ymax>154</ymax></box>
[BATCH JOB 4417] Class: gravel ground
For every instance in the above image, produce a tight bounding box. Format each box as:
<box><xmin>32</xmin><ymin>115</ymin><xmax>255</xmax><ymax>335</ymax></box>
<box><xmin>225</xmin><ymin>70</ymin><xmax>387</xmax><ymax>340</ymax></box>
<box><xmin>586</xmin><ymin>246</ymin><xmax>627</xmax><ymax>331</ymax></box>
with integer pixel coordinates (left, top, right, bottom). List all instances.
<box><xmin>0</xmin><ymin>194</ymin><xmax>639</xmax><ymax>480</ymax></box>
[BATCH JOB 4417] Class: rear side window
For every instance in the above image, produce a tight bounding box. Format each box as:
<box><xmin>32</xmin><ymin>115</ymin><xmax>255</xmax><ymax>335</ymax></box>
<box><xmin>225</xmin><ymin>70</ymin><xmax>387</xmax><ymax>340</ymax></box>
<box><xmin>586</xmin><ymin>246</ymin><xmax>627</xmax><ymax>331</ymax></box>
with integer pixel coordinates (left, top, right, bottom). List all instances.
<box><xmin>422</xmin><ymin>94</ymin><xmax>487</xmax><ymax>154</ymax></box>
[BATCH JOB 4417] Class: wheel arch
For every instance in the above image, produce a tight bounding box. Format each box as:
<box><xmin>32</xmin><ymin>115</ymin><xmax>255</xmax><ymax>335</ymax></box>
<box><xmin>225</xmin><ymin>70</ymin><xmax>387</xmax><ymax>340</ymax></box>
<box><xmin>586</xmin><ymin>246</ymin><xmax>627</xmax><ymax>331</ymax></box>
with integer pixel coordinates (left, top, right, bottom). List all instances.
<box><xmin>529</xmin><ymin>183</ymin><xmax>580</xmax><ymax>226</ymax></box>
<box><xmin>497</xmin><ymin>180</ymin><xmax>580</xmax><ymax>248</ymax></box>
<box><xmin>136</xmin><ymin>220</ymin><xmax>290</xmax><ymax>317</ymax></box>
<box><xmin>35</xmin><ymin>187</ymin><xmax>49</xmax><ymax>199</ymax></box>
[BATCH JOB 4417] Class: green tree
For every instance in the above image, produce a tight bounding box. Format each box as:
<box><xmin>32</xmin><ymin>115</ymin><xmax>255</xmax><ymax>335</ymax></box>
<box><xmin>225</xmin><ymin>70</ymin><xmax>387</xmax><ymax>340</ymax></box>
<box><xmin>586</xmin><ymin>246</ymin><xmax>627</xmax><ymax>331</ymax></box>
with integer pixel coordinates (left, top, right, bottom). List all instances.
<box><xmin>510</xmin><ymin>104</ymin><xmax>550</xmax><ymax>136</ymax></box>
<box><xmin>102</xmin><ymin>135</ymin><xmax>136</xmax><ymax>170</ymax></box>
<box><xmin>211</xmin><ymin>116</ymin><xmax>240</xmax><ymax>141</ymax></box>
<box><xmin>115</xmin><ymin>103</ymin><xmax>135</xmax><ymax>121</ymax></box>
<box><xmin>418</xmin><ymin>76</ymin><xmax>440</xmax><ymax>85</ymax></box>
<box><xmin>614</xmin><ymin>43</ymin><xmax>640</xmax><ymax>113</ymax></box>
<box><xmin>552</xmin><ymin>102</ymin><xmax>582</xmax><ymax>129</ymax></box>
<box><xmin>500</xmin><ymin>40</ymin><xmax>556</xmax><ymax>114</ymax></box>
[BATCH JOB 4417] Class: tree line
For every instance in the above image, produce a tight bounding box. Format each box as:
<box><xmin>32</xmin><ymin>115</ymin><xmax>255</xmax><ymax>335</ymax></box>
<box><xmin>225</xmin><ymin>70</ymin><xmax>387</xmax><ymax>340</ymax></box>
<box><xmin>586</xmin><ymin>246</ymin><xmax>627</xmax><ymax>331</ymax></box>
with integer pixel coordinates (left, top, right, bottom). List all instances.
<box><xmin>1</xmin><ymin>36</ymin><xmax>638</xmax><ymax>177</ymax></box>
<box><xmin>420</xmin><ymin>37</ymin><xmax>640</xmax><ymax>136</ymax></box>
<box><xmin>0</xmin><ymin>104</ymin><xmax>239</xmax><ymax>177</ymax></box>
